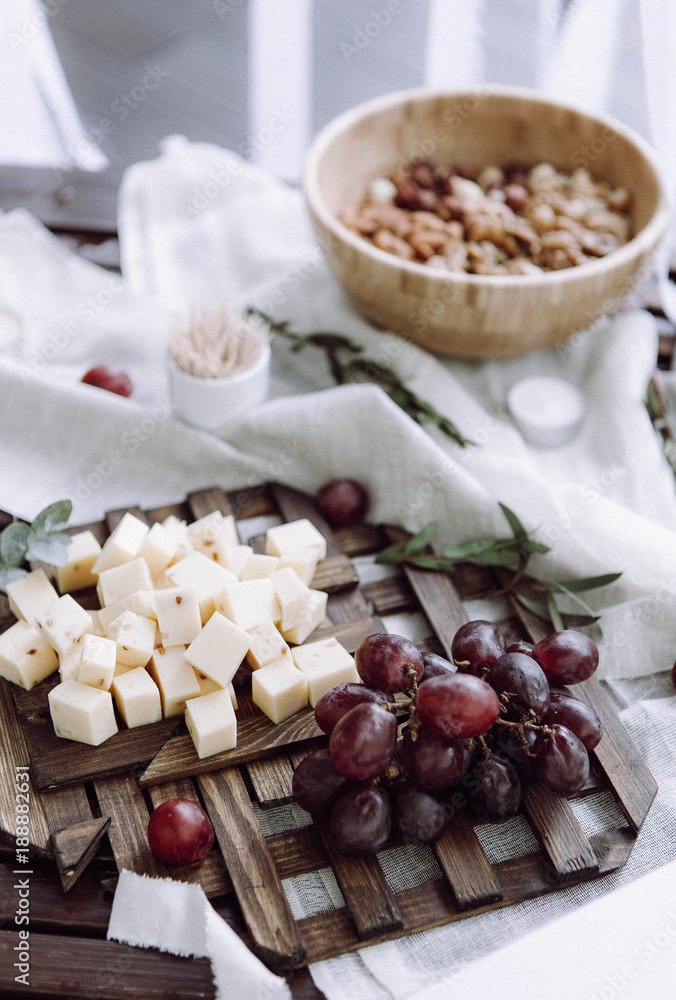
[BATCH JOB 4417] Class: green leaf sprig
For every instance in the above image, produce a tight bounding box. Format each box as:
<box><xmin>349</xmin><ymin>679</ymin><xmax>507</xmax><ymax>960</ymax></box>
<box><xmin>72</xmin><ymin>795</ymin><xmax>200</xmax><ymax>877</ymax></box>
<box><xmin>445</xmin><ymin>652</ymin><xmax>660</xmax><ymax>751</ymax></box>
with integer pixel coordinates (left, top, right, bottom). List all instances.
<box><xmin>0</xmin><ymin>500</ymin><xmax>72</xmax><ymax>592</ymax></box>
<box><xmin>247</xmin><ymin>309</ymin><xmax>473</xmax><ymax>447</ymax></box>
<box><xmin>376</xmin><ymin>502</ymin><xmax>622</xmax><ymax>630</ymax></box>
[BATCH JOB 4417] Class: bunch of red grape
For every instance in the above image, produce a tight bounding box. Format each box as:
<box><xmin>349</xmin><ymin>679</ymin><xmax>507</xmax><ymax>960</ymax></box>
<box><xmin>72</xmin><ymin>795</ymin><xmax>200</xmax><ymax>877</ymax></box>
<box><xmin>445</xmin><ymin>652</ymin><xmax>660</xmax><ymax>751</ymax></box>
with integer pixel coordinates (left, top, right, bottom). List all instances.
<box><xmin>292</xmin><ymin>622</ymin><xmax>603</xmax><ymax>854</ymax></box>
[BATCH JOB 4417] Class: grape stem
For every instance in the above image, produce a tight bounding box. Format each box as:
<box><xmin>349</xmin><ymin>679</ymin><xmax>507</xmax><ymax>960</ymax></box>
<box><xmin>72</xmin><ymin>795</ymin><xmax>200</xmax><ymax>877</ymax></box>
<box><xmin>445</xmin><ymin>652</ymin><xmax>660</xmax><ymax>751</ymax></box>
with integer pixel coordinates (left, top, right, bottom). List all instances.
<box><xmin>495</xmin><ymin>717</ymin><xmax>553</xmax><ymax>736</ymax></box>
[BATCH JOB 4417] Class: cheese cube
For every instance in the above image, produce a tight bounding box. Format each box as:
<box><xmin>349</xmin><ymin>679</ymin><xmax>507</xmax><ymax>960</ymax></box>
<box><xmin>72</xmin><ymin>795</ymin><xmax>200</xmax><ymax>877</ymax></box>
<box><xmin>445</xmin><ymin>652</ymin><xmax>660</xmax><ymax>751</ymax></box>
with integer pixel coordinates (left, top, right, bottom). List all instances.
<box><xmin>193</xmin><ymin>667</ymin><xmax>223</xmax><ymax>696</ymax></box>
<box><xmin>185</xmin><ymin>689</ymin><xmax>237</xmax><ymax>759</ymax></box>
<box><xmin>86</xmin><ymin>609</ymin><xmax>106</xmax><ymax>637</ymax></box>
<box><xmin>136</xmin><ymin>522</ymin><xmax>179</xmax><ymax>577</ymax></box>
<box><xmin>35</xmin><ymin>594</ymin><xmax>92</xmax><ymax>659</ymax></box>
<box><xmin>240</xmin><ymin>553</ymin><xmax>280</xmax><ymax>580</ymax></box>
<box><xmin>114</xmin><ymin>661</ymin><xmax>136</xmax><ymax>676</ymax></box>
<box><xmin>154</xmin><ymin>587</ymin><xmax>202</xmax><ymax>646</ymax></box>
<box><xmin>215</xmin><ymin>578</ymin><xmax>281</xmax><ymax>632</ymax></box>
<box><xmin>246</xmin><ymin>620</ymin><xmax>291</xmax><ymax>670</ymax></box>
<box><xmin>48</xmin><ymin>679</ymin><xmax>118</xmax><ymax>745</ymax></box>
<box><xmin>97</xmin><ymin>589</ymin><xmax>157</xmax><ymax>634</ymax></box>
<box><xmin>188</xmin><ymin>510</ymin><xmax>239</xmax><ymax>550</ymax></box>
<box><xmin>161</xmin><ymin>515</ymin><xmax>193</xmax><ymax>565</ymax></box>
<box><xmin>78</xmin><ymin>633</ymin><xmax>117</xmax><ymax>690</ymax></box>
<box><xmin>7</xmin><ymin>569</ymin><xmax>59</xmax><ymax>628</ymax></box>
<box><xmin>291</xmin><ymin>637</ymin><xmax>359</xmax><ymax>706</ymax></box>
<box><xmin>276</xmin><ymin>554</ymin><xmax>318</xmax><ymax>586</ymax></box>
<box><xmin>59</xmin><ymin>643</ymin><xmax>83</xmax><ymax>682</ymax></box>
<box><xmin>111</xmin><ymin>667</ymin><xmax>162</xmax><ymax>728</ymax></box>
<box><xmin>252</xmin><ymin>661</ymin><xmax>309</xmax><ymax>724</ymax></box>
<box><xmin>107</xmin><ymin>611</ymin><xmax>156</xmax><ymax>668</ymax></box>
<box><xmin>92</xmin><ymin>512</ymin><xmax>149</xmax><ymax>574</ymax></box>
<box><xmin>221</xmin><ymin>544</ymin><xmax>254</xmax><ymax>578</ymax></box>
<box><xmin>184</xmin><ymin>612</ymin><xmax>251</xmax><ymax>687</ymax></box>
<box><xmin>280</xmin><ymin>589</ymin><xmax>328</xmax><ymax>645</ymax></box>
<box><xmin>54</xmin><ymin>530</ymin><xmax>102</xmax><ymax>593</ymax></box>
<box><xmin>166</xmin><ymin>552</ymin><xmax>237</xmax><ymax>623</ymax></box>
<box><xmin>149</xmin><ymin>645</ymin><xmax>201</xmax><ymax>717</ymax></box>
<box><xmin>96</xmin><ymin>557</ymin><xmax>153</xmax><ymax>607</ymax></box>
<box><xmin>0</xmin><ymin>620</ymin><xmax>58</xmax><ymax>689</ymax></box>
<box><xmin>269</xmin><ymin>567</ymin><xmax>314</xmax><ymax>631</ymax></box>
<box><xmin>265</xmin><ymin>518</ymin><xmax>327</xmax><ymax>560</ymax></box>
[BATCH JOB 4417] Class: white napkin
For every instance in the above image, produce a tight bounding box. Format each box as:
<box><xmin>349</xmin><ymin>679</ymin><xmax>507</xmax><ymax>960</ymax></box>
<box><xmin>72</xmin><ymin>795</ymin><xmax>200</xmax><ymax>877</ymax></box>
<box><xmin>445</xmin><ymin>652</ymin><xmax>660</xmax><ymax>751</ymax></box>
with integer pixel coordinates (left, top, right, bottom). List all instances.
<box><xmin>407</xmin><ymin>854</ymin><xmax>676</xmax><ymax>1000</ymax></box>
<box><xmin>107</xmin><ymin>869</ymin><xmax>291</xmax><ymax>1000</ymax></box>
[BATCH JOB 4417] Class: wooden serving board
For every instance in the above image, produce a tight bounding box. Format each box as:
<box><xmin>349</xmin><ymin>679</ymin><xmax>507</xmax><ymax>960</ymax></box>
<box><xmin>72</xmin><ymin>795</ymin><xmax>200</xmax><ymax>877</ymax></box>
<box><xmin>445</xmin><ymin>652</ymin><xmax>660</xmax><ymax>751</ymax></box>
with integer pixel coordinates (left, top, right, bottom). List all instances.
<box><xmin>0</xmin><ymin>482</ymin><xmax>658</xmax><ymax>984</ymax></box>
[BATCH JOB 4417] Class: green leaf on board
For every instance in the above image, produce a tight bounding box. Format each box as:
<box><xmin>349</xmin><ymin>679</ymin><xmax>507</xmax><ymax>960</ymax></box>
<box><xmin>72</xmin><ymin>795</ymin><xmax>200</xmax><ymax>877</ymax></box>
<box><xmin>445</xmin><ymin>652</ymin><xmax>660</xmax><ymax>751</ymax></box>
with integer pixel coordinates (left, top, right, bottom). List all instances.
<box><xmin>0</xmin><ymin>522</ymin><xmax>31</xmax><ymax>568</ymax></box>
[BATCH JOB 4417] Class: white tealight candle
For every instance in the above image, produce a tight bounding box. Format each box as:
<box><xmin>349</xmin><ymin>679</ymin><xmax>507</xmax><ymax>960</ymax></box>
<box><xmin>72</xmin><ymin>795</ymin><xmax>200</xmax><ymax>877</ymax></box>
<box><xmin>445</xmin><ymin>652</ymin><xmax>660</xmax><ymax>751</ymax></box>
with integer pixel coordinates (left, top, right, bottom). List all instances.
<box><xmin>507</xmin><ymin>375</ymin><xmax>585</xmax><ymax>447</ymax></box>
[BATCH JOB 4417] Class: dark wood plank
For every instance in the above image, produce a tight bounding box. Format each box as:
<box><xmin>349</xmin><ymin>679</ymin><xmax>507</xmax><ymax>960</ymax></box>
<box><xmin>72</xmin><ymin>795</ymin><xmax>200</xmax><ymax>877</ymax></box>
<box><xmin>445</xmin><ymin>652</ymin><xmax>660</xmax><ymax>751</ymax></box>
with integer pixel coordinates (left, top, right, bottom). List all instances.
<box><xmin>51</xmin><ymin>816</ymin><xmax>111</xmax><ymax>892</ymax></box>
<box><xmin>309</xmin><ymin>615</ymin><xmax>385</xmax><ymax>652</ymax></box>
<box><xmin>0</xmin><ymin>680</ymin><xmax>52</xmax><ymax>855</ymax></box>
<box><xmin>572</xmin><ymin>677</ymin><xmax>658</xmax><ymax>833</ymax></box>
<box><xmin>39</xmin><ymin>782</ymin><xmax>100</xmax><ymax>889</ymax></box>
<box><xmin>315</xmin><ymin>818</ymin><xmax>404</xmax><ymax>941</ymax></box>
<box><xmin>247</xmin><ymin>754</ymin><xmax>295</xmax><ymax>808</ymax></box>
<box><xmin>197</xmin><ymin>766</ymin><xmax>306</xmax><ymax>971</ymax></box>
<box><xmin>187</xmin><ymin>487</ymin><xmax>234</xmax><ymax>519</ymax></box>
<box><xmin>310</xmin><ymin>554</ymin><xmax>359</xmax><ymax>592</ymax></box>
<box><xmin>0</xmin><ymin>929</ymin><xmax>215</xmax><ymax>1000</ymax></box>
<box><xmin>361</xmin><ymin>575</ymin><xmax>416</xmax><ymax>616</ymax></box>
<box><xmin>432</xmin><ymin>809</ymin><xmax>502</xmax><ymax>911</ymax></box>
<box><xmin>521</xmin><ymin>782</ymin><xmax>599</xmax><ymax>880</ymax></box>
<box><xmin>139</xmin><ymin>709</ymin><xmax>324</xmax><ymax>787</ymax></box>
<box><xmin>93</xmin><ymin>772</ymin><xmax>168</xmax><ymax>879</ymax></box>
<box><xmin>332</xmin><ymin>522</ymin><xmax>388</xmax><ymax>557</ymax></box>
<box><xmin>27</xmin><ymin>717</ymin><xmax>180</xmax><ymax>790</ymax></box>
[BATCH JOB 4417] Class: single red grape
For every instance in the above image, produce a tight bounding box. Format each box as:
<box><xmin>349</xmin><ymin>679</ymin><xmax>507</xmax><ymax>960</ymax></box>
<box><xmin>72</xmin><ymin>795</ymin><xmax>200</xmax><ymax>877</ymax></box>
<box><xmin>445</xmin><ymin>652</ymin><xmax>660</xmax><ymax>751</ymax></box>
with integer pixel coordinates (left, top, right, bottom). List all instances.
<box><xmin>488</xmin><ymin>651</ymin><xmax>550</xmax><ymax>720</ymax></box>
<box><xmin>420</xmin><ymin>651</ymin><xmax>458</xmax><ymax>681</ymax></box>
<box><xmin>331</xmin><ymin>785</ymin><xmax>391</xmax><ymax>853</ymax></box>
<box><xmin>416</xmin><ymin>673</ymin><xmax>500</xmax><ymax>739</ymax></box>
<box><xmin>505</xmin><ymin>639</ymin><xmax>535</xmax><ymax>656</ymax></box>
<box><xmin>533</xmin><ymin>724</ymin><xmax>590</xmax><ymax>797</ymax></box>
<box><xmin>392</xmin><ymin>784</ymin><xmax>447</xmax><ymax>845</ymax></box>
<box><xmin>291</xmin><ymin>750</ymin><xmax>351</xmax><ymax>816</ymax></box>
<box><xmin>401</xmin><ymin>725</ymin><xmax>464</xmax><ymax>791</ymax></box>
<box><xmin>468</xmin><ymin>756</ymin><xmax>522</xmax><ymax>823</ymax></box>
<box><xmin>314</xmin><ymin>682</ymin><xmax>389</xmax><ymax>735</ymax></box>
<box><xmin>451</xmin><ymin>620</ymin><xmax>506</xmax><ymax>676</ymax></box>
<box><xmin>147</xmin><ymin>798</ymin><xmax>214</xmax><ymax>865</ymax></box>
<box><xmin>328</xmin><ymin>701</ymin><xmax>398</xmax><ymax>780</ymax></box>
<box><xmin>532</xmin><ymin>630</ymin><xmax>599</xmax><ymax>685</ymax></box>
<box><xmin>316</xmin><ymin>478</ymin><xmax>369</xmax><ymax>526</ymax></box>
<box><xmin>671</xmin><ymin>661</ymin><xmax>676</xmax><ymax>689</ymax></box>
<box><xmin>542</xmin><ymin>691</ymin><xmax>603</xmax><ymax>751</ymax></box>
<box><xmin>81</xmin><ymin>365</ymin><xmax>133</xmax><ymax>397</ymax></box>
<box><xmin>355</xmin><ymin>633</ymin><xmax>424</xmax><ymax>692</ymax></box>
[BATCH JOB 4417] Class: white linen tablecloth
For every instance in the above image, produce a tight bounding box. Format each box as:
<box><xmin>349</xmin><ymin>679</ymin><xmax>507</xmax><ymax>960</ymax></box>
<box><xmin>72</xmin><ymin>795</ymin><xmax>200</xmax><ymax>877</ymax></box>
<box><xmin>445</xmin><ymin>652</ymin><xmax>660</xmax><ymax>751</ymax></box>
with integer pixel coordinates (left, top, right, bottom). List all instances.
<box><xmin>0</xmin><ymin>136</ymin><xmax>675</xmax><ymax>998</ymax></box>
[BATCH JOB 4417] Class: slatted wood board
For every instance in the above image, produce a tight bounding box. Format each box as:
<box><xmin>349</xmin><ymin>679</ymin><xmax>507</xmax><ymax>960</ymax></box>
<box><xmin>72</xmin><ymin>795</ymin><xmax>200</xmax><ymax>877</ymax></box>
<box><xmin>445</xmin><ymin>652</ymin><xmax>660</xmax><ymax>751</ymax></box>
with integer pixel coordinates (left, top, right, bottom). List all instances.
<box><xmin>0</xmin><ymin>482</ymin><xmax>658</xmax><ymax>994</ymax></box>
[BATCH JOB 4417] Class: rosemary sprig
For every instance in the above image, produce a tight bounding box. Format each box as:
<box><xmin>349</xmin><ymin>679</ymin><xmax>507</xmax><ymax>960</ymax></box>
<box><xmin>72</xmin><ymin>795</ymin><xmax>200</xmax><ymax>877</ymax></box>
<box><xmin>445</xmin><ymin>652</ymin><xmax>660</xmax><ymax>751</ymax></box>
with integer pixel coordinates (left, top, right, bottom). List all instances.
<box><xmin>376</xmin><ymin>502</ymin><xmax>622</xmax><ymax>629</ymax></box>
<box><xmin>247</xmin><ymin>308</ymin><xmax>473</xmax><ymax>447</ymax></box>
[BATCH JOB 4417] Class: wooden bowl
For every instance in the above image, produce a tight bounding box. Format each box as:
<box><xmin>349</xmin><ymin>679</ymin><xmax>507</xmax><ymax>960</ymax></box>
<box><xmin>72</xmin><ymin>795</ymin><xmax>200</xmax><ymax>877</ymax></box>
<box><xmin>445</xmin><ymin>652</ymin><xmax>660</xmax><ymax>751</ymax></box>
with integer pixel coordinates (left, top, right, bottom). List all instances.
<box><xmin>303</xmin><ymin>86</ymin><xmax>670</xmax><ymax>358</ymax></box>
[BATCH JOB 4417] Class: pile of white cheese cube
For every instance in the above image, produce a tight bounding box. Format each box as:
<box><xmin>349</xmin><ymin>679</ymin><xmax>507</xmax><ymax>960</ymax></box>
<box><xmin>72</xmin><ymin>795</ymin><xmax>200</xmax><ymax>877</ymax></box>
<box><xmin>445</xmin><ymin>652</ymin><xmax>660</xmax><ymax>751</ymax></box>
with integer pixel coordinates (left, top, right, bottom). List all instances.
<box><xmin>0</xmin><ymin>510</ymin><xmax>360</xmax><ymax>758</ymax></box>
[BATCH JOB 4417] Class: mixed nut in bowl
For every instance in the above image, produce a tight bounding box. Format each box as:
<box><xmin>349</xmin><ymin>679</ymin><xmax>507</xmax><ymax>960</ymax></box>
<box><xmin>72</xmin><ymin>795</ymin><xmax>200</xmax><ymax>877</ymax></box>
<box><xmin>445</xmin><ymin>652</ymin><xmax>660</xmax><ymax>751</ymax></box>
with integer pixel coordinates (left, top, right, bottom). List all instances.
<box><xmin>303</xmin><ymin>86</ymin><xmax>669</xmax><ymax>358</ymax></box>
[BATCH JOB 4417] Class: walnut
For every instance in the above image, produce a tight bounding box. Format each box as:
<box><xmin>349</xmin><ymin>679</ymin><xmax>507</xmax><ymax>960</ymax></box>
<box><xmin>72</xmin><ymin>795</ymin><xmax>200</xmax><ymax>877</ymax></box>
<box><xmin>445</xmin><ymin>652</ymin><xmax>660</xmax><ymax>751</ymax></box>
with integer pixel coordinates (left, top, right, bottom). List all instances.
<box><xmin>372</xmin><ymin>229</ymin><xmax>416</xmax><ymax>259</ymax></box>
